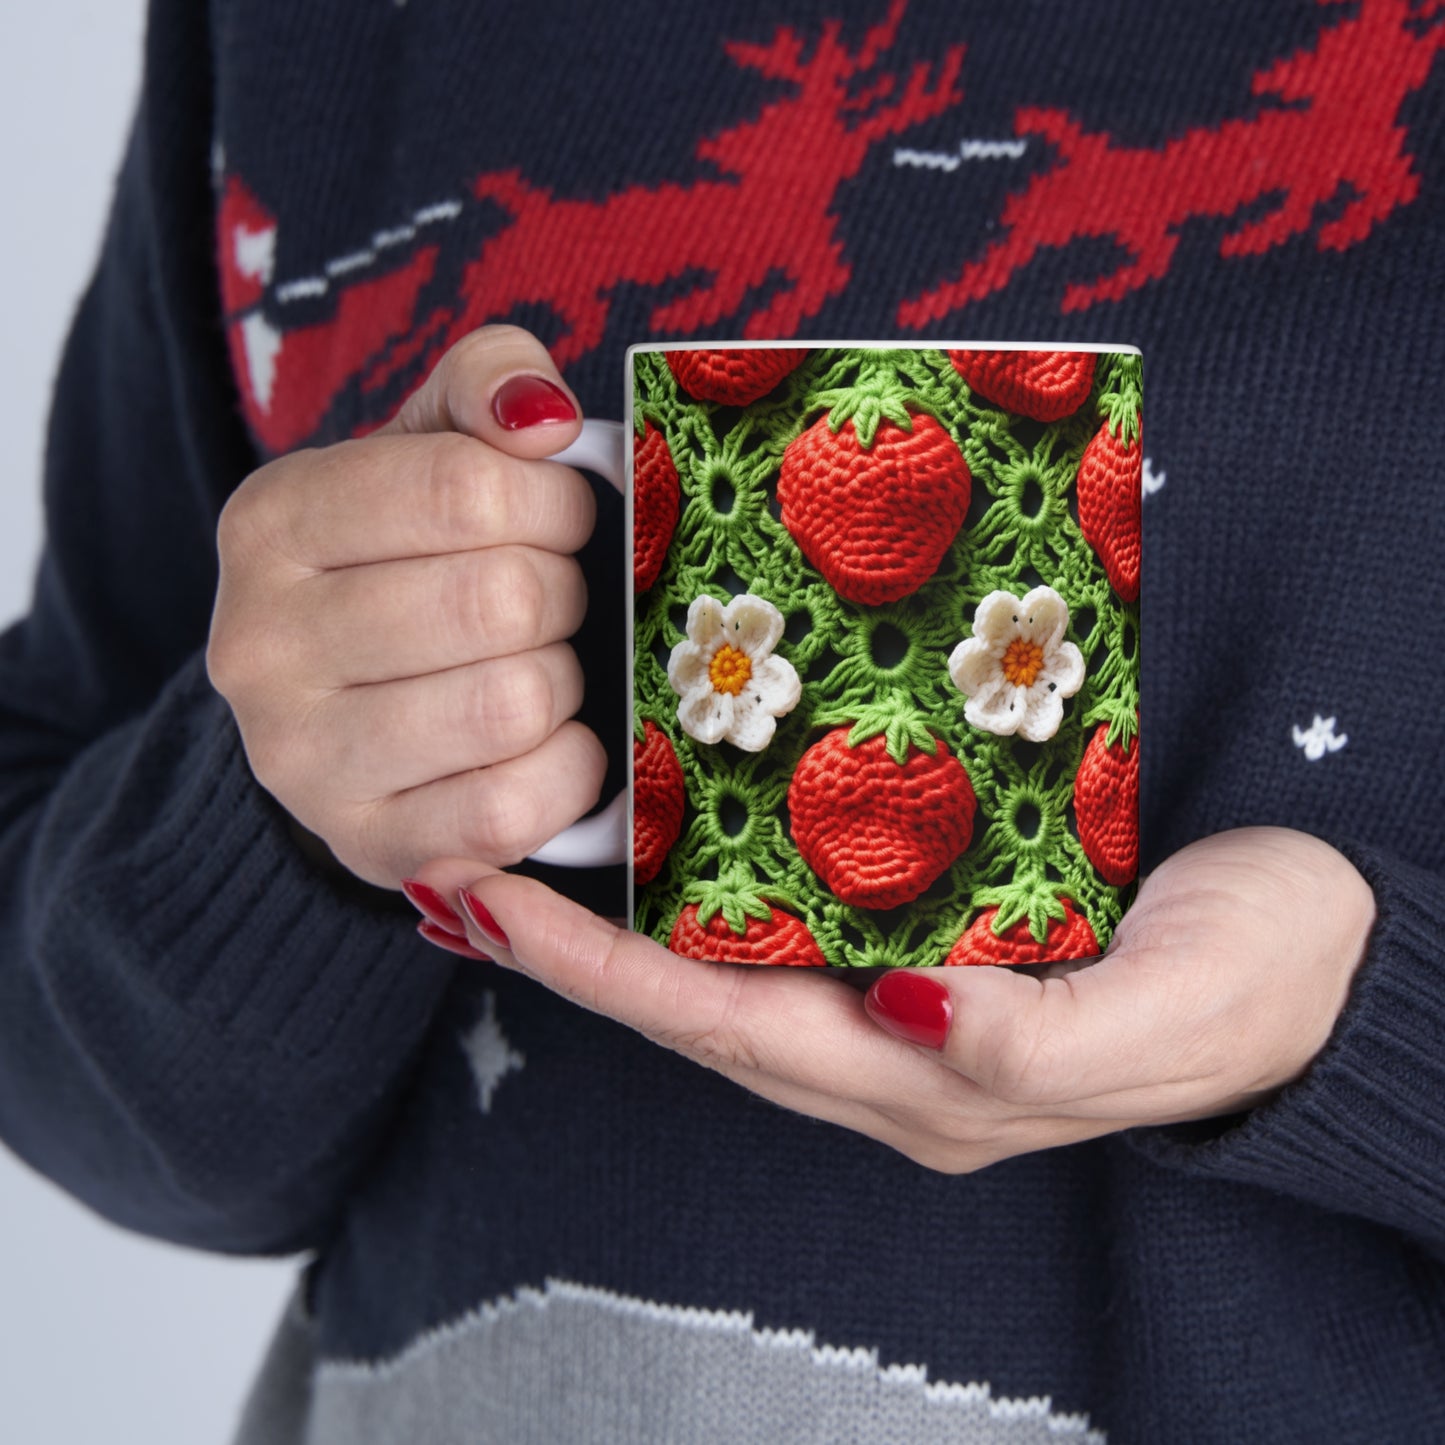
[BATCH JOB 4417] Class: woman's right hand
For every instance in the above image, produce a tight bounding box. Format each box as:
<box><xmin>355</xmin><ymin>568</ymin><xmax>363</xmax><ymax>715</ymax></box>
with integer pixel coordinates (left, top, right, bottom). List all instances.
<box><xmin>206</xmin><ymin>325</ymin><xmax>606</xmax><ymax>888</ymax></box>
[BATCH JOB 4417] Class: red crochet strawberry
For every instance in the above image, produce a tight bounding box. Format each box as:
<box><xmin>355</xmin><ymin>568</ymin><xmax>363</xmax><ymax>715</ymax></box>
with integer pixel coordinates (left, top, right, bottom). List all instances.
<box><xmin>777</xmin><ymin>413</ymin><xmax>971</xmax><ymax>604</ymax></box>
<box><xmin>949</xmin><ymin>349</ymin><xmax>1096</xmax><ymax>422</ymax></box>
<box><xmin>946</xmin><ymin>900</ymin><xmax>1100</xmax><ymax>967</ymax></box>
<box><xmin>666</xmin><ymin>348</ymin><xmax>807</xmax><ymax>406</ymax></box>
<box><xmin>633</xmin><ymin>421</ymin><xmax>680</xmax><ymax>594</ymax></box>
<box><xmin>1076</xmin><ymin>414</ymin><xmax>1141</xmax><ymax>602</ymax></box>
<box><xmin>669</xmin><ymin>903</ymin><xmax>827</xmax><ymax>967</ymax></box>
<box><xmin>787</xmin><ymin>726</ymin><xmax>976</xmax><ymax>910</ymax></box>
<box><xmin>633</xmin><ymin>721</ymin><xmax>686</xmax><ymax>885</ymax></box>
<box><xmin>1074</xmin><ymin>721</ymin><xmax>1140</xmax><ymax>885</ymax></box>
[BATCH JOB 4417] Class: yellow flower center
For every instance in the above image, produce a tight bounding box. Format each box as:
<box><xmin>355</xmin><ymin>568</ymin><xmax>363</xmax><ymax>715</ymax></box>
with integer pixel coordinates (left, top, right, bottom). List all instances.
<box><xmin>708</xmin><ymin>644</ymin><xmax>753</xmax><ymax>696</ymax></box>
<box><xmin>1001</xmin><ymin>637</ymin><xmax>1046</xmax><ymax>688</ymax></box>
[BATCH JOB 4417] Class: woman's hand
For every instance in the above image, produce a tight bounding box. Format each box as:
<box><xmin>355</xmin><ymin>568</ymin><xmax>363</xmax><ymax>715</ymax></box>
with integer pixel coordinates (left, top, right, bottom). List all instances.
<box><xmin>409</xmin><ymin>828</ymin><xmax>1376</xmax><ymax>1171</ymax></box>
<box><xmin>207</xmin><ymin>326</ymin><xmax>606</xmax><ymax>887</ymax></box>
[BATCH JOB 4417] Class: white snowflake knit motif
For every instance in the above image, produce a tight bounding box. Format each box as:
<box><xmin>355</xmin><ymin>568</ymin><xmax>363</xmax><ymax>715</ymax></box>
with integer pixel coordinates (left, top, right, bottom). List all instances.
<box><xmin>1292</xmin><ymin>715</ymin><xmax>1348</xmax><ymax>760</ymax></box>
<box><xmin>460</xmin><ymin>992</ymin><xmax>525</xmax><ymax>1114</ymax></box>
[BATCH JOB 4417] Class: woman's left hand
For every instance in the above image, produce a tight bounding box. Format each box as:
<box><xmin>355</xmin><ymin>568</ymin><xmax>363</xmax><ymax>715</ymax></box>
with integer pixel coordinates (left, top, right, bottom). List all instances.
<box><xmin>406</xmin><ymin>827</ymin><xmax>1375</xmax><ymax>1172</ymax></box>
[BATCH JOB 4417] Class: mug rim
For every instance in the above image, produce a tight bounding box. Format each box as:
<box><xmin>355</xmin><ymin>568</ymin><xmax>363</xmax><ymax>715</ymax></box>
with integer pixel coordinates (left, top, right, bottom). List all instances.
<box><xmin>628</xmin><ymin>339</ymin><xmax>1140</xmax><ymax>360</ymax></box>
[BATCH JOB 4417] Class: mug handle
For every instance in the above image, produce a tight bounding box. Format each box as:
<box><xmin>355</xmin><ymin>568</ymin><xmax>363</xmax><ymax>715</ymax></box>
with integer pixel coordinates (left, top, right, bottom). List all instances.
<box><xmin>526</xmin><ymin>418</ymin><xmax>629</xmax><ymax>868</ymax></box>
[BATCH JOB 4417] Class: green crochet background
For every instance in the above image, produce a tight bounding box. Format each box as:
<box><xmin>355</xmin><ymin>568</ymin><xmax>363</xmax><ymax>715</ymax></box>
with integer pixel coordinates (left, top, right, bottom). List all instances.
<box><xmin>632</xmin><ymin>347</ymin><xmax>1140</xmax><ymax>968</ymax></box>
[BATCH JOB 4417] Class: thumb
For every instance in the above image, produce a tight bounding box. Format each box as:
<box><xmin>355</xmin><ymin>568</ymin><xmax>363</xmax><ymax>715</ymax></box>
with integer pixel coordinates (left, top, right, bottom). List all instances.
<box><xmin>380</xmin><ymin>323</ymin><xmax>584</xmax><ymax>457</ymax></box>
<box><xmin>864</xmin><ymin>957</ymin><xmax>1162</xmax><ymax>1111</ymax></box>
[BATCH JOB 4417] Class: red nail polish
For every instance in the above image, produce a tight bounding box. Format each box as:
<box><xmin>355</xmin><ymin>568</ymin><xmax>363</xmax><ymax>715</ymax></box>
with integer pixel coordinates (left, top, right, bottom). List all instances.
<box><xmin>417</xmin><ymin>919</ymin><xmax>493</xmax><ymax>962</ymax></box>
<box><xmin>864</xmin><ymin>971</ymin><xmax>953</xmax><ymax>1051</ymax></box>
<box><xmin>458</xmin><ymin>888</ymin><xmax>511</xmax><ymax>951</ymax></box>
<box><xmin>491</xmin><ymin>374</ymin><xmax>577</xmax><ymax>430</ymax></box>
<box><xmin>401</xmin><ymin>879</ymin><xmax>466</xmax><ymax>937</ymax></box>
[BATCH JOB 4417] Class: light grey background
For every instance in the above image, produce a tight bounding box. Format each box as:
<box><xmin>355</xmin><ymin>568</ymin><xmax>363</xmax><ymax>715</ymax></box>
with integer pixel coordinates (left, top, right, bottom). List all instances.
<box><xmin>0</xmin><ymin>5</ymin><xmax>295</xmax><ymax>1441</ymax></box>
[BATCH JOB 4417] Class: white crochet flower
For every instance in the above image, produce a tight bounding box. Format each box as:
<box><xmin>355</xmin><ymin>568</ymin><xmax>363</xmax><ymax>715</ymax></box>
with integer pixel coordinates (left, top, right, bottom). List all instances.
<box><xmin>668</xmin><ymin>594</ymin><xmax>801</xmax><ymax>751</ymax></box>
<box><xmin>948</xmin><ymin>585</ymin><xmax>1085</xmax><ymax>742</ymax></box>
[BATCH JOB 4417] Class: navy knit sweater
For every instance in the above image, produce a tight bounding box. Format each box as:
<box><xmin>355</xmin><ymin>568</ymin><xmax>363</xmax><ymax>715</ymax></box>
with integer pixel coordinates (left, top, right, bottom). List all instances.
<box><xmin>2</xmin><ymin>1</ymin><xmax>1444</xmax><ymax>1440</ymax></box>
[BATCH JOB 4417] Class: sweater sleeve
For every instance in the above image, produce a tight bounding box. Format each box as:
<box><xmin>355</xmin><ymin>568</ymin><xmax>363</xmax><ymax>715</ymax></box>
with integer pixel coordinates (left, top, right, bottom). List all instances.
<box><xmin>1128</xmin><ymin>843</ymin><xmax>1445</xmax><ymax>1257</ymax></box>
<box><xmin>0</xmin><ymin>0</ymin><xmax>453</xmax><ymax>1254</ymax></box>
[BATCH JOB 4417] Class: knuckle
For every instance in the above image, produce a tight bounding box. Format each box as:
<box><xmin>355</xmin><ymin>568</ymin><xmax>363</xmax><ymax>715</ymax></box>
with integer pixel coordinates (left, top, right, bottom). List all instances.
<box><xmin>204</xmin><ymin>618</ymin><xmax>243</xmax><ymax>696</ymax></box>
<box><xmin>350</xmin><ymin>797</ymin><xmax>409</xmax><ymax>885</ymax></box>
<box><xmin>423</xmin><ymin>434</ymin><xmax>509</xmax><ymax>538</ymax></box>
<box><xmin>477</xmin><ymin>657</ymin><xmax>555</xmax><ymax>757</ymax></box>
<box><xmin>977</xmin><ymin>1012</ymin><xmax>1064</xmax><ymax>1107</ymax></box>
<box><xmin>206</xmin><ymin>615</ymin><xmax>289</xmax><ymax>700</ymax></box>
<box><xmin>553</xmin><ymin>555</ymin><xmax>588</xmax><ymax>635</ymax></box>
<box><xmin>448</xmin><ymin>323</ymin><xmax>534</xmax><ymax>368</ymax></box>
<box><xmin>483</xmin><ymin>549</ymin><xmax>546</xmax><ymax>648</ymax></box>
<box><xmin>558</xmin><ymin>721</ymin><xmax>608</xmax><ymax>811</ymax></box>
<box><xmin>573</xmin><ymin>925</ymin><xmax>636</xmax><ymax>1018</ymax></box>
<box><xmin>462</xmin><ymin>770</ymin><xmax>545</xmax><ymax>865</ymax></box>
<box><xmin>242</xmin><ymin>714</ymin><xmax>309</xmax><ymax>801</ymax></box>
<box><xmin>206</xmin><ymin>612</ymin><xmax>275</xmax><ymax>696</ymax></box>
<box><xmin>656</xmin><ymin>968</ymin><xmax>758</xmax><ymax>1074</ymax></box>
<box><xmin>216</xmin><ymin>451</ymin><xmax>313</xmax><ymax>569</ymax></box>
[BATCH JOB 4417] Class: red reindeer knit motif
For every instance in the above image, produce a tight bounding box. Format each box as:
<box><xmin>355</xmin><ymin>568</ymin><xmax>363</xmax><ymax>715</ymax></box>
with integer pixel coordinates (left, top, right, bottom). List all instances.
<box><xmin>788</xmin><ymin>728</ymin><xmax>976</xmax><ymax>910</ymax></box>
<box><xmin>948</xmin><ymin>349</ymin><xmax>1096</xmax><ymax>422</ymax></box>
<box><xmin>633</xmin><ymin>422</ymin><xmax>681</xmax><ymax>595</ymax></box>
<box><xmin>1074</xmin><ymin>723</ymin><xmax>1141</xmax><ymax>885</ymax></box>
<box><xmin>666</xmin><ymin>348</ymin><xmax>808</xmax><ymax>406</ymax></box>
<box><xmin>669</xmin><ymin>904</ymin><xmax>827</xmax><ymax>967</ymax></box>
<box><xmin>633</xmin><ymin>722</ymin><xmax>686</xmax><ymax>886</ymax></box>
<box><xmin>777</xmin><ymin>414</ymin><xmax>971</xmax><ymax>605</ymax></box>
<box><xmin>947</xmin><ymin>900</ymin><xmax>1101</xmax><ymax>966</ymax></box>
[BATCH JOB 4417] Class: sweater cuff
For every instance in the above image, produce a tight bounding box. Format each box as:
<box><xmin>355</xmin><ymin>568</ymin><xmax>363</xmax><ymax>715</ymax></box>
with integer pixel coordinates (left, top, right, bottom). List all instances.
<box><xmin>54</xmin><ymin>653</ymin><xmax>452</xmax><ymax>1066</ymax></box>
<box><xmin>1128</xmin><ymin>844</ymin><xmax>1445</xmax><ymax>1248</ymax></box>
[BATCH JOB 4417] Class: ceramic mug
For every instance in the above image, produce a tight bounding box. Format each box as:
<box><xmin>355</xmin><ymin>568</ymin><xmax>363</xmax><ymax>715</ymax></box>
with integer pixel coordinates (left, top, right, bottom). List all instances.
<box><xmin>537</xmin><ymin>342</ymin><xmax>1141</xmax><ymax>970</ymax></box>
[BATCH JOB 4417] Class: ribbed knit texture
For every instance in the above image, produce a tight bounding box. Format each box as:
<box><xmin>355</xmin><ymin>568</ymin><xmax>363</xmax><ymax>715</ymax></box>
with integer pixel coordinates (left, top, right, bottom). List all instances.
<box><xmin>2</xmin><ymin>2</ymin><xmax>1443</xmax><ymax>1442</ymax></box>
<box><xmin>1130</xmin><ymin>845</ymin><xmax>1445</xmax><ymax>1250</ymax></box>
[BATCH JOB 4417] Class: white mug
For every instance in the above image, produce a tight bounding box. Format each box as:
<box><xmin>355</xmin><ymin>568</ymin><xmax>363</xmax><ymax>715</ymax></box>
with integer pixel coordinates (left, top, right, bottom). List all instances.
<box><xmin>526</xmin><ymin>419</ymin><xmax>628</xmax><ymax>867</ymax></box>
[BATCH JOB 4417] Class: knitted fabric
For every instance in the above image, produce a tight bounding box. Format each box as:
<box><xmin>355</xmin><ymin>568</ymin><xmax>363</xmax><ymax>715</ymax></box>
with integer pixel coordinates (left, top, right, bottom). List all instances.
<box><xmin>631</xmin><ymin>346</ymin><xmax>1141</xmax><ymax>968</ymax></box>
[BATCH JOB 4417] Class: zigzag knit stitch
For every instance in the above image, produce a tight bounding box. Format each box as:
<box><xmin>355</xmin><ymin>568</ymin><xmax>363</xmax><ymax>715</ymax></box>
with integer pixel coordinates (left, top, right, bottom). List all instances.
<box><xmin>632</xmin><ymin>346</ymin><xmax>1141</xmax><ymax>968</ymax></box>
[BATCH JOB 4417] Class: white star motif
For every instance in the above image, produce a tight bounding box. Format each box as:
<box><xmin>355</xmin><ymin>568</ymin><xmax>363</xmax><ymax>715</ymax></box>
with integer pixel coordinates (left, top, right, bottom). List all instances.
<box><xmin>460</xmin><ymin>992</ymin><xmax>525</xmax><ymax>1114</ymax></box>
<box><xmin>1142</xmin><ymin>456</ymin><xmax>1166</xmax><ymax>497</ymax></box>
<box><xmin>1291</xmin><ymin>715</ymin><xmax>1348</xmax><ymax>761</ymax></box>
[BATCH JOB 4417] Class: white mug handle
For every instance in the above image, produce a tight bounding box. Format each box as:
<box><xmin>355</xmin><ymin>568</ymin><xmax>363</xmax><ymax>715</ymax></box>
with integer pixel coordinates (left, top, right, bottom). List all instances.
<box><xmin>526</xmin><ymin>419</ymin><xmax>629</xmax><ymax>868</ymax></box>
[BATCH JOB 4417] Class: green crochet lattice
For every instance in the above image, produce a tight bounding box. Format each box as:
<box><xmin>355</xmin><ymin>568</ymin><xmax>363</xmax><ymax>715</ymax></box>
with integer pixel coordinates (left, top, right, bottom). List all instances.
<box><xmin>632</xmin><ymin>347</ymin><xmax>1141</xmax><ymax>967</ymax></box>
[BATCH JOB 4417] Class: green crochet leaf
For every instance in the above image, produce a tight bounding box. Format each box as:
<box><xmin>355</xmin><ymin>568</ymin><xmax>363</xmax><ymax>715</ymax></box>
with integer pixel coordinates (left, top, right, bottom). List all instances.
<box><xmin>845</xmin><ymin>703</ymin><xmax>938</xmax><ymax>763</ymax></box>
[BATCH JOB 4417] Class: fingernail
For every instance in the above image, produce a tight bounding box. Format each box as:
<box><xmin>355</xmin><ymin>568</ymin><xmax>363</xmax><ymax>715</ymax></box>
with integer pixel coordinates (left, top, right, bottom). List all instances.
<box><xmin>491</xmin><ymin>374</ymin><xmax>577</xmax><ymax>430</ymax></box>
<box><xmin>864</xmin><ymin>971</ymin><xmax>953</xmax><ymax>1051</ymax></box>
<box><xmin>417</xmin><ymin>919</ymin><xmax>493</xmax><ymax>962</ymax></box>
<box><xmin>401</xmin><ymin>879</ymin><xmax>466</xmax><ymax>936</ymax></box>
<box><xmin>458</xmin><ymin>888</ymin><xmax>511</xmax><ymax>951</ymax></box>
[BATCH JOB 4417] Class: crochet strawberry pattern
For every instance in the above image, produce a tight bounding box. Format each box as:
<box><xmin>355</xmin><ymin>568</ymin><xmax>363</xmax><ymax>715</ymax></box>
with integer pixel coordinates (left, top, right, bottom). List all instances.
<box><xmin>1076</xmin><ymin>376</ymin><xmax>1142</xmax><ymax>603</ymax></box>
<box><xmin>633</xmin><ymin>421</ymin><xmax>680</xmax><ymax>594</ymax></box>
<box><xmin>788</xmin><ymin>726</ymin><xmax>976</xmax><ymax>910</ymax></box>
<box><xmin>633</xmin><ymin>721</ymin><xmax>686</xmax><ymax>886</ymax></box>
<box><xmin>946</xmin><ymin>901</ymin><xmax>1100</xmax><ymax>967</ymax></box>
<box><xmin>669</xmin><ymin>903</ymin><xmax>827</xmax><ymax>967</ymax></box>
<box><xmin>666</xmin><ymin>348</ymin><xmax>808</xmax><ymax>406</ymax></box>
<box><xmin>1074</xmin><ymin>719</ymin><xmax>1141</xmax><ymax>885</ymax></box>
<box><xmin>948</xmin><ymin>349</ymin><xmax>1096</xmax><ymax>422</ymax></box>
<box><xmin>777</xmin><ymin>412</ymin><xmax>971</xmax><ymax>605</ymax></box>
<box><xmin>631</xmin><ymin>345</ymin><xmax>1141</xmax><ymax>968</ymax></box>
